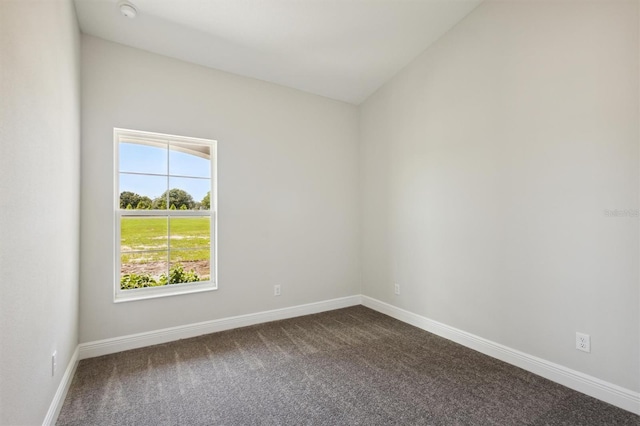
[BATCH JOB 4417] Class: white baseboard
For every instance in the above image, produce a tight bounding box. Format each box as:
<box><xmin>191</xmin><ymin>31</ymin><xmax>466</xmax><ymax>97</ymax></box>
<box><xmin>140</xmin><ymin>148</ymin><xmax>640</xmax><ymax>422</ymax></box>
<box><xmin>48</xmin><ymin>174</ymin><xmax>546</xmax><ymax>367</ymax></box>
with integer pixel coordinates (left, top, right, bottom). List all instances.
<box><xmin>79</xmin><ymin>295</ymin><xmax>361</xmax><ymax>360</ymax></box>
<box><xmin>361</xmin><ymin>295</ymin><xmax>640</xmax><ymax>415</ymax></box>
<box><xmin>43</xmin><ymin>345</ymin><xmax>79</xmax><ymax>426</ymax></box>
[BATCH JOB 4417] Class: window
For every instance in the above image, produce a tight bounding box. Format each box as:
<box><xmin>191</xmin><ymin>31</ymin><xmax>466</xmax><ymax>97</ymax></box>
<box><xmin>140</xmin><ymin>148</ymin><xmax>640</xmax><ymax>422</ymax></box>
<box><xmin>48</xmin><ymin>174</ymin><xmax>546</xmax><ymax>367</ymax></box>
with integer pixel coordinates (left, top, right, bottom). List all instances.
<box><xmin>114</xmin><ymin>128</ymin><xmax>217</xmax><ymax>302</ymax></box>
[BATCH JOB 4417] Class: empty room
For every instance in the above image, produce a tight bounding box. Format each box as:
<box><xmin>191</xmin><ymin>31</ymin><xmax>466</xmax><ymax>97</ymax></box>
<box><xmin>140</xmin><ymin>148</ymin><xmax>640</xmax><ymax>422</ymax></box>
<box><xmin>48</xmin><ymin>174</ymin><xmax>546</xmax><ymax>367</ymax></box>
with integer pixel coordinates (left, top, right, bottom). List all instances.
<box><xmin>1</xmin><ymin>0</ymin><xmax>639</xmax><ymax>424</ymax></box>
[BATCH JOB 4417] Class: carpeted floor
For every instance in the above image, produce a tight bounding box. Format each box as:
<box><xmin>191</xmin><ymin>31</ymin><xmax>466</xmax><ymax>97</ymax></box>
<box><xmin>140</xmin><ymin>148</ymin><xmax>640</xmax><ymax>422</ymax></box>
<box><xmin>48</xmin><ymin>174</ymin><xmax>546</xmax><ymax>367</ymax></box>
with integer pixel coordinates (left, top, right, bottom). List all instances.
<box><xmin>57</xmin><ymin>306</ymin><xmax>639</xmax><ymax>425</ymax></box>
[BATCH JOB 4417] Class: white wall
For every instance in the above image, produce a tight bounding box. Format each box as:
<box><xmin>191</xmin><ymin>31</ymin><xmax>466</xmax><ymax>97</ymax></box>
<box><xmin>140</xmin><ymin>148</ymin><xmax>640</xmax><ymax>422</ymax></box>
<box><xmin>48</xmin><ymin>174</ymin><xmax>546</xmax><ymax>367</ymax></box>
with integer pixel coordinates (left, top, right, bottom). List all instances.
<box><xmin>360</xmin><ymin>0</ymin><xmax>639</xmax><ymax>392</ymax></box>
<box><xmin>80</xmin><ymin>36</ymin><xmax>360</xmax><ymax>343</ymax></box>
<box><xmin>0</xmin><ymin>0</ymin><xmax>81</xmax><ymax>424</ymax></box>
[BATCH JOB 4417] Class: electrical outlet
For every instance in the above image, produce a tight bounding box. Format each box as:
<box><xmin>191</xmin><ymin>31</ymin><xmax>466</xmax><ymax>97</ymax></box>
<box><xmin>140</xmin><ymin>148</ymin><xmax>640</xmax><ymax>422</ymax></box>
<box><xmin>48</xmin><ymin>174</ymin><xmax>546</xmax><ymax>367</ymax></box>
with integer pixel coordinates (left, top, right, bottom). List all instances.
<box><xmin>274</xmin><ymin>285</ymin><xmax>281</xmax><ymax>296</ymax></box>
<box><xmin>394</xmin><ymin>283</ymin><xmax>400</xmax><ymax>295</ymax></box>
<box><xmin>52</xmin><ymin>351</ymin><xmax>57</xmax><ymax>376</ymax></box>
<box><xmin>576</xmin><ymin>332</ymin><xmax>590</xmax><ymax>353</ymax></box>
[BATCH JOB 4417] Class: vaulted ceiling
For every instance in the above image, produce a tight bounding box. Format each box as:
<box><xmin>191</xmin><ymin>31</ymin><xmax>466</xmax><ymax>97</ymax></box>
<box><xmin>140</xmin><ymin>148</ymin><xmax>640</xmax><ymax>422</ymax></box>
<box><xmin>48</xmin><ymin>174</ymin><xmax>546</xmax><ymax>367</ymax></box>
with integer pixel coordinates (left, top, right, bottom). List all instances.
<box><xmin>74</xmin><ymin>0</ymin><xmax>481</xmax><ymax>104</ymax></box>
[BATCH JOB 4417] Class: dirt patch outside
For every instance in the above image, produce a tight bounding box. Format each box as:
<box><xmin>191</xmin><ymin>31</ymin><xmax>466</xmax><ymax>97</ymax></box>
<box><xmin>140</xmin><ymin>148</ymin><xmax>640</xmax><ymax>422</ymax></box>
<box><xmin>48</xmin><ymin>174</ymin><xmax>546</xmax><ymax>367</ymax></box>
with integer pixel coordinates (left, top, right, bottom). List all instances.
<box><xmin>122</xmin><ymin>260</ymin><xmax>210</xmax><ymax>280</ymax></box>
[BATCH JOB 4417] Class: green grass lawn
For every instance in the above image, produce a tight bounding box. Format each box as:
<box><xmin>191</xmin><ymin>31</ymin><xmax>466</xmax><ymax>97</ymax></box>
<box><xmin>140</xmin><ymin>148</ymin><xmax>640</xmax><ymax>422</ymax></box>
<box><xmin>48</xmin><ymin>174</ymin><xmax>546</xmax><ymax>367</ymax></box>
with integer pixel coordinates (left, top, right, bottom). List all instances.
<box><xmin>121</xmin><ymin>217</ymin><xmax>210</xmax><ymax>264</ymax></box>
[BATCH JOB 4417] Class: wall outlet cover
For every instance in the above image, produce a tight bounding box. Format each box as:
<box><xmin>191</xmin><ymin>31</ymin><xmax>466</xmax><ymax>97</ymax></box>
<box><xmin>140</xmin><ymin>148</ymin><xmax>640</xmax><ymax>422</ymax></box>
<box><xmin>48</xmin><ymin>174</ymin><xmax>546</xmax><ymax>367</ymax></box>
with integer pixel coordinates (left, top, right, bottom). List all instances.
<box><xmin>576</xmin><ymin>332</ymin><xmax>590</xmax><ymax>353</ymax></box>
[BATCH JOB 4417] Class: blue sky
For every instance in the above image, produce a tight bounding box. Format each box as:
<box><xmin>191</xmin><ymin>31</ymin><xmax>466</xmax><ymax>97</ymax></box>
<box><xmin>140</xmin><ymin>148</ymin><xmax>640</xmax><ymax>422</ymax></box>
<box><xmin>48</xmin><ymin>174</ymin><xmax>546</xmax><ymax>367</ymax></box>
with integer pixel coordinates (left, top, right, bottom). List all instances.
<box><xmin>119</xmin><ymin>143</ymin><xmax>211</xmax><ymax>201</ymax></box>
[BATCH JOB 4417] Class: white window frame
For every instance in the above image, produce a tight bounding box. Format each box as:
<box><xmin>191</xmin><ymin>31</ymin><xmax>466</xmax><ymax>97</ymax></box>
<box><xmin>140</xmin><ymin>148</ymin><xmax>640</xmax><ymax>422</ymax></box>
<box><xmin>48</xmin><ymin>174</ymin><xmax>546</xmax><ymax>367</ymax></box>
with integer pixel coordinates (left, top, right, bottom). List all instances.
<box><xmin>114</xmin><ymin>128</ymin><xmax>217</xmax><ymax>303</ymax></box>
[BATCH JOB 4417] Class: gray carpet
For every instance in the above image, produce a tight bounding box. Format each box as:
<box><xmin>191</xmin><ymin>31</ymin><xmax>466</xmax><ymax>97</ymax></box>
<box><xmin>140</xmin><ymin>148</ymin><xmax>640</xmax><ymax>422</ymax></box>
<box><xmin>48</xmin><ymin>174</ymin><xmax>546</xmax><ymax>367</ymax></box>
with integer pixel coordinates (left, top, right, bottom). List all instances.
<box><xmin>57</xmin><ymin>306</ymin><xmax>639</xmax><ymax>425</ymax></box>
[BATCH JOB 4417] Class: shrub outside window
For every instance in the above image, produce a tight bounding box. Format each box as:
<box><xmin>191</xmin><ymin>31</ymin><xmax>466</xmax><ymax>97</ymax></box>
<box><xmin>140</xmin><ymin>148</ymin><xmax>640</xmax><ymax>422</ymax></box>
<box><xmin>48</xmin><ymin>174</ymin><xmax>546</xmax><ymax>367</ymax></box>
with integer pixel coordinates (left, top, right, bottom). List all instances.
<box><xmin>114</xmin><ymin>128</ymin><xmax>217</xmax><ymax>302</ymax></box>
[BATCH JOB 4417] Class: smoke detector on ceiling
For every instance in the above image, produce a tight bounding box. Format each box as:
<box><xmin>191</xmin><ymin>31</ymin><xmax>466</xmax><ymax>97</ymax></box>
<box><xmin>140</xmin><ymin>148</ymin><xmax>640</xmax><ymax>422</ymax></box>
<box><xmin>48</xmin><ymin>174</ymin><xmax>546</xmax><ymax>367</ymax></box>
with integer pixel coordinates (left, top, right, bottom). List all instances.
<box><xmin>118</xmin><ymin>1</ymin><xmax>137</xmax><ymax>19</ymax></box>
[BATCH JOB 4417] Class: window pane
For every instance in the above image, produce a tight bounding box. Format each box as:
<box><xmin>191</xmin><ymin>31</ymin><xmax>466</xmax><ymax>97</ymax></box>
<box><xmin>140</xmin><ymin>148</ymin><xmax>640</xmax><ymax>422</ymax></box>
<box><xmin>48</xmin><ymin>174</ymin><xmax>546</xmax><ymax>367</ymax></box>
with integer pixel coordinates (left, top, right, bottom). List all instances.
<box><xmin>119</xmin><ymin>173</ymin><xmax>167</xmax><ymax>209</ymax></box>
<box><xmin>169</xmin><ymin>177</ymin><xmax>211</xmax><ymax>210</ymax></box>
<box><xmin>170</xmin><ymin>250</ymin><xmax>210</xmax><ymax>283</ymax></box>
<box><xmin>169</xmin><ymin>217</ymin><xmax>210</xmax><ymax>250</ymax></box>
<box><xmin>169</xmin><ymin>142</ymin><xmax>210</xmax><ymax>178</ymax></box>
<box><xmin>119</xmin><ymin>142</ymin><xmax>167</xmax><ymax>175</ymax></box>
<box><xmin>121</xmin><ymin>217</ymin><xmax>168</xmax><ymax>252</ymax></box>
<box><xmin>120</xmin><ymin>251</ymin><xmax>168</xmax><ymax>290</ymax></box>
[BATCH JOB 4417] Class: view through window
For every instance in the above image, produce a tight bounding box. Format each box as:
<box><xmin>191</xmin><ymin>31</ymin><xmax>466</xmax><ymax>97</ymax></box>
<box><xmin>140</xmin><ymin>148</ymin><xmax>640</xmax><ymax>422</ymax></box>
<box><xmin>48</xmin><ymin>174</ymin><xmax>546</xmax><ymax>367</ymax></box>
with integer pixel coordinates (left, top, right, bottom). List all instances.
<box><xmin>115</xmin><ymin>128</ymin><xmax>216</xmax><ymax>301</ymax></box>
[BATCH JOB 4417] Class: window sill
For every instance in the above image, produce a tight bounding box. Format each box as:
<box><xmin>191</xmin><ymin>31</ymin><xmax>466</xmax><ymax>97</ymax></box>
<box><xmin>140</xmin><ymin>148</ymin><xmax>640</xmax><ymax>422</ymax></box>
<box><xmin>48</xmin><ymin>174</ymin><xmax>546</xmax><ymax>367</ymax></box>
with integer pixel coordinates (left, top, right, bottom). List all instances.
<box><xmin>114</xmin><ymin>281</ymin><xmax>217</xmax><ymax>303</ymax></box>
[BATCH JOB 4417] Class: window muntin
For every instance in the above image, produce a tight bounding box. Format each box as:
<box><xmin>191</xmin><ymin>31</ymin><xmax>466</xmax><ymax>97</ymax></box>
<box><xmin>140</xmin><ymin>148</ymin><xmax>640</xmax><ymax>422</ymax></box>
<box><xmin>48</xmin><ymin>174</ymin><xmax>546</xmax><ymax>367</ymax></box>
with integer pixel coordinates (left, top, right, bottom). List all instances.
<box><xmin>114</xmin><ymin>128</ymin><xmax>217</xmax><ymax>302</ymax></box>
